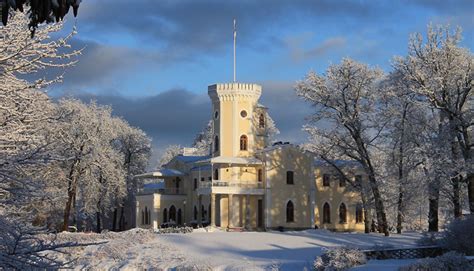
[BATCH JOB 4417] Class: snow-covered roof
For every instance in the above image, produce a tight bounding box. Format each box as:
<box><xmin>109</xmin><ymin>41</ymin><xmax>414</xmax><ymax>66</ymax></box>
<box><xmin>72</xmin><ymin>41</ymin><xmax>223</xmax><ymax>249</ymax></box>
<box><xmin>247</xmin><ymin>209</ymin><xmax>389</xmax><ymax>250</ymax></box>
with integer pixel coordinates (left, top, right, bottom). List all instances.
<box><xmin>197</xmin><ymin>156</ymin><xmax>262</xmax><ymax>165</ymax></box>
<box><xmin>190</xmin><ymin>165</ymin><xmax>212</xmax><ymax>171</ymax></box>
<box><xmin>260</xmin><ymin>142</ymin><xmax>298</xmax><ymax>152</ymax></box>
<box><xmin>135</xmin><ymin>168</ymin><xmax>185</xmax><ymax>178</ymax></box>
<box><xmin>314</xmin><ymin>159</ymin><xmax>362</xmax><ymax>168</ymax></box>
<box><xmin>256</xmin><ymin>103</ymin><xmax>268</xmax><ymax>109</ymax></box>
<box><xmin>174</xmin><ymin>155</ymin><xmax>210</xmax><ymax>164</ymax></box>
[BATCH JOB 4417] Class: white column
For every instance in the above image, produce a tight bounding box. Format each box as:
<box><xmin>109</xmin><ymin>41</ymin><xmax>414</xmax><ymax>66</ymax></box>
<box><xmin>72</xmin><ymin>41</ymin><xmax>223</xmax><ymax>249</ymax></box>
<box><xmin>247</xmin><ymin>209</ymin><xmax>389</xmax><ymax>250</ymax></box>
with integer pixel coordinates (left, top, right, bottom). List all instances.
<box><xmin>245</xmin><ymin>194</ymin><xmax>250</xmax><ymax>229</ymax></box>
<box><xmin>228</xmin><ymin>194</ymin><xmax>233</xmax><ymax>229</ymax></box>
<box><xmin>211</xmin><ymin>194</ymin><xmax>216</xmax><ymax>227</ymax></box>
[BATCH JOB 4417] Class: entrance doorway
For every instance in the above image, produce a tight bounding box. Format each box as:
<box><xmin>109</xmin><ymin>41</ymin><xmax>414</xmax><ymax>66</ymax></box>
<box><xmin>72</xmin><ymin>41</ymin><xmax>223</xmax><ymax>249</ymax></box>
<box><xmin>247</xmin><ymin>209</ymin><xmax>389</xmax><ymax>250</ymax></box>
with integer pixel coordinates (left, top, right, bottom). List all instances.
<box><xmin>257</xmin><ymin>199</ymin><xmax>263</xmax><ymax>228</ymax></box>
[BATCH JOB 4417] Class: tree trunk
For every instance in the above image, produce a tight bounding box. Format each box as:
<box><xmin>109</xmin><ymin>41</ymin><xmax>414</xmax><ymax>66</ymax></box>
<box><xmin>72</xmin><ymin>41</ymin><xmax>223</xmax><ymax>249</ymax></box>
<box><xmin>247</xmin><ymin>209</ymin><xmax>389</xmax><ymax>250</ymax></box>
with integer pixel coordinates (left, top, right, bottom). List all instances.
<box><xmin>119</xmin><ymin>206</ymin><xmax>125</xmax><ymax>231</ymax></box>
<box><xmin>396</xmin><ymin>186</ymin><xmax>404</xmax><ymax>234</ymax></box>
<box><xmin>428</xmin><ymin>181</ymin><xmax>440</xmax><ymax>232</ymax></box>
<box><xmin>368</xmin><ymin>174</ymin><xmax>389</xmax><ymax>236</ymax></box>
<box><xmin>468</xmin><ymin>173</ymin><xmax>474</xmax><ymax>214</ymax></box>
<box><xmin>452</xmin><ymin>177</ymin><xmax>462</xmax><ymax>218</ymax></box>
<box><xmin>62</xmin><ymin>188</ymin><xmax>75</xmax><ymax>232</ymax></box>
<box><xmin>112</xmin><ymin>208</ymin><xmax>118</xmax><ymax>231</ymax></box>
<box><xmin>96</xmin><ymin>211</ymin><xmax>101</xmax><ymax>233</ymax></box>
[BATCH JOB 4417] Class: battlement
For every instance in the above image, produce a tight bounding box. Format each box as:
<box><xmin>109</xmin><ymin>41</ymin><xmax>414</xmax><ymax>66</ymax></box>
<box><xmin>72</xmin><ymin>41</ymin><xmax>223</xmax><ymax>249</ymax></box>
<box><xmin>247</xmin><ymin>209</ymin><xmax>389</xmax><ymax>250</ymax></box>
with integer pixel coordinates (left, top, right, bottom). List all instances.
<box><xmin>208</xmin><ymin>83</ymin><xmax>262</xmax><ymax>101</ymax></box>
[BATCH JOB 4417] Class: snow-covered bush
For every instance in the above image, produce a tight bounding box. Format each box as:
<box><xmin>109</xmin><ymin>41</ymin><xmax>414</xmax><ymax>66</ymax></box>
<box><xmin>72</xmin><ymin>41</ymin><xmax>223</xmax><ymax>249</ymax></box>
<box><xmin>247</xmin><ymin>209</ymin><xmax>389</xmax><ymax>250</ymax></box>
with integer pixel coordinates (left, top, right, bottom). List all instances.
<box><xmin>313</xmin><ymin>247</ymin><xmax>367</xmax><ymax>271</ymax></box>
<box><xmin>416</xmin><ymin>232</ymin><xmax>442</xmax><ymax>246</ymax></box>
<box><xmin>399</xmin><ymin>251</ymin><xmax>473</xmax><ymax>271</ymax></box>
<box><xmin>441</xmin><ymin>215</ymin><xmax>474</xmax><ymax>255</ymax></box>
<box><xmin>154</xmin><ymin>226</ymin><xmax>194</xmax><ymax>234</ymax></box>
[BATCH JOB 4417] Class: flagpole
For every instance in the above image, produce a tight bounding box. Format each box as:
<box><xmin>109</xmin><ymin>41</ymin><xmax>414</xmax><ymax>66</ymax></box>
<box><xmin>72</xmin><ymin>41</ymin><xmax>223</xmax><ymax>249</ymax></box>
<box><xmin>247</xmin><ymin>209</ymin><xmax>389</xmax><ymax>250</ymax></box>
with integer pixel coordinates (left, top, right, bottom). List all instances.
<box><xmin>233</xmin><ymin>18</ymin><xmax>236</xmax><ymax>83</ymax></box>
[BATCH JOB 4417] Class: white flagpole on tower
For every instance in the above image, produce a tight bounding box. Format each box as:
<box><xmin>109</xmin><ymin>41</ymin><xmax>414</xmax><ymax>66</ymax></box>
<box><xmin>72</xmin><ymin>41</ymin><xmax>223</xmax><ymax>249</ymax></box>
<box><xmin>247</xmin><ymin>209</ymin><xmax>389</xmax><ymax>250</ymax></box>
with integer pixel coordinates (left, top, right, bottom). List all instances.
<box><xmin>233</xmin><ymin>18</ymin><xmax>236</xmax><ymax>83</ymax></box>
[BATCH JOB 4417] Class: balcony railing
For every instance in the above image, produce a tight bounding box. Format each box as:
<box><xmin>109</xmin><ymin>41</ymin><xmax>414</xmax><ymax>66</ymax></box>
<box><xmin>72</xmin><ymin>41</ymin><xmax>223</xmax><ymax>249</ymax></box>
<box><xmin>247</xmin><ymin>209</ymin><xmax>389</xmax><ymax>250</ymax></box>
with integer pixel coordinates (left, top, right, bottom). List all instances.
<box><xmin>138</xmin><ymin>187</ymin><xmax>186</xmax><ymax>195</ymax></box>
<box><xmin>199</xmin><ymin>181</ymin><xmax>264</xmax><ymax>189</ymax></box>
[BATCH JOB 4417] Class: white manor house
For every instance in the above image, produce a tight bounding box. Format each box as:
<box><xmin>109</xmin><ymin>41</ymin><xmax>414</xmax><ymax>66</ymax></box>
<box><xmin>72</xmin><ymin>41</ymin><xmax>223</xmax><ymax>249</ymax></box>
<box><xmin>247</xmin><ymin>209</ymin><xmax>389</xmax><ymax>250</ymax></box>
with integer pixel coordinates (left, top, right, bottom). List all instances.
<box><xmin>136</xmin><ymin>82</ymin><xmax>365</xmax><ymax>231</ymax></box>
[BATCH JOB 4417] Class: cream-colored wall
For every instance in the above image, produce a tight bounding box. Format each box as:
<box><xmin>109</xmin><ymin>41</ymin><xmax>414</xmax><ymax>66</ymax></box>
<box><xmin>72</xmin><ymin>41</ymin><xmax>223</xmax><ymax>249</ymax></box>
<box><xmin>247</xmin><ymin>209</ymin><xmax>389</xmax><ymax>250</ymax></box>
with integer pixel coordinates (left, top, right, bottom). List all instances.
<box><xmin>314</xmin><ymin>167</ymin><xmax>365</xmax><ymax>232</ymax></box>
<box><xmin>264</xmin><ymin>145</ymin><xmax>314</xmax><ymax>229</ymax></box>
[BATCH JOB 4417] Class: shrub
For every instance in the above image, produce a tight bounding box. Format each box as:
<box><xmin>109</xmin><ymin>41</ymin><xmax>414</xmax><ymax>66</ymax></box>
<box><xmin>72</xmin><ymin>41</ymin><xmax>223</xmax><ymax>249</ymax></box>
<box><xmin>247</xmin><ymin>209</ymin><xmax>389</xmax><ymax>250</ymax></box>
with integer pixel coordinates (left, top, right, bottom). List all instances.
<box><xmin>441</xmin><ymin>215</ymin><xmax>474</xmax><ymax>255</ymax></box>
<box><xmin>313</xmin><ymin>247</ymin><xmax>367</xmax><ymax>271</ymax></box>
<box><xmin>416</xmin><ymin>232</ymin><xmax>442</xmax><ymax>246</ymax></box>
<box><xmin>399</xmin><ymin>251</ymin><xmax>473</xmax><ymax>271</ymax></box>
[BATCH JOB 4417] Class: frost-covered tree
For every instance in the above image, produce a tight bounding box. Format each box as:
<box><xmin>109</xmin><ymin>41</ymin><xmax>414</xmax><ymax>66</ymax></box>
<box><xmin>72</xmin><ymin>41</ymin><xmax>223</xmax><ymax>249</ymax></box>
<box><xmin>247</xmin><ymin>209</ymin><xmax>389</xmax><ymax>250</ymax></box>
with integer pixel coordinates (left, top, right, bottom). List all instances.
<box><xmin>157</xmin><ymin>144</ymin><xmax>183</xmax><ymax>168</ymax></box>
<box><xmin>191</xmin><ymin>120</ymin><xmax>213</xmax><ymax>156</ymax></box>
<box><xmin>296</xmin><ymin>58</ymin><xmax>391</xmax><ymax>236</ymax></box>
<box><xmin>393</xmin><ymin>25</ymin><xmax>473</xmax><ymax>214</ymax></box>
<box><xmin>55</xmin><ymin>99</ymin><xmax>127</xmax><ymax>232</ymax></box>
<box><xmin>110</xmin><ymin>118</ymin><xmax>151</xmax><ymax>230</ymax></box>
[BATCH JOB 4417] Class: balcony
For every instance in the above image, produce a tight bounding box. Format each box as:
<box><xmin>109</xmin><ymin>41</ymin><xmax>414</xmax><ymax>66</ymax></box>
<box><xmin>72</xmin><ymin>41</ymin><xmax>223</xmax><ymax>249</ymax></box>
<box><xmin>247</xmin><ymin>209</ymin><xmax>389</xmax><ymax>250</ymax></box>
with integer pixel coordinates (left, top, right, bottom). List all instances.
<box><xmin>138</xmin><ymin>187</ymin><xmax>186</xmax><ymax>196</ymax></box>
<box><xmin>197</xmin><ymin>180</ymin><xmax>265</xmax><ymax>195</ymax></box>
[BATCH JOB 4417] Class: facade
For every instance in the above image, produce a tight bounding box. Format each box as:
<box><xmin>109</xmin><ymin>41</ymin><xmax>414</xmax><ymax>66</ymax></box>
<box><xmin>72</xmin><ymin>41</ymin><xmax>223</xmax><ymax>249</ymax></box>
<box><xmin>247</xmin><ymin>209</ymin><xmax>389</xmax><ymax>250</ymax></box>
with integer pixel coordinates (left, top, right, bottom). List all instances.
<box><xmin>136</xmin><ymin>83</ymin><xmax>365</xmax><ymax>231</ymax></box>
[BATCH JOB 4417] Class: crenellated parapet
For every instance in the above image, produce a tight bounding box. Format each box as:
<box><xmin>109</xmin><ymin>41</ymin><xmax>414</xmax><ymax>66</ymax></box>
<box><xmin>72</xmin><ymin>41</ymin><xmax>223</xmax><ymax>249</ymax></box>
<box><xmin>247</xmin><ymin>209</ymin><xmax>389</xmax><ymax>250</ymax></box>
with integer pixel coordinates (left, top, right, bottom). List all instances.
<box><xmin>208</xmin><ymin>83</ymin><xmax>262</xmax><ymax>101</ymax></box>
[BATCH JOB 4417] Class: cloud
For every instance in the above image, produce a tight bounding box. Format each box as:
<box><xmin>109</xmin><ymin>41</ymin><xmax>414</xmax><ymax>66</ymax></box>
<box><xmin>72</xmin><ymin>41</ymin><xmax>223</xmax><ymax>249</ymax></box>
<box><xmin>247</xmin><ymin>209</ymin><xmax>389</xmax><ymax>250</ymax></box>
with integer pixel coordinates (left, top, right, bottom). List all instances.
<box><xmin>285</xmin><ymin>34</ymin><xmax>347</xmax><ymax>63</ymax></box>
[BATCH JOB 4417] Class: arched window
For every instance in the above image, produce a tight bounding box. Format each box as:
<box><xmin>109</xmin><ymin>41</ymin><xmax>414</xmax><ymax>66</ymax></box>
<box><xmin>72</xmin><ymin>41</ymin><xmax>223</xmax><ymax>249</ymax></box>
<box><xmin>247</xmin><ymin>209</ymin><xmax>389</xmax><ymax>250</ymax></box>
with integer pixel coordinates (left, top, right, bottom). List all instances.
<box><xmin>163</xmin><ymin>208</ymin><xmax>168</xmax><ymax>223</ymax></box>
<box><xmin>286</xmin><ymin>171</ymin><xmax>294</xmax><ymax>184</ymax></box>
<box><xmin>214</xmin><ymin>168</ymin><xmax>219</xmax><ymax>180</ymax></box>
<box><xmin>339</xmin><ymin>203</ymin><xmax>347</xmax><ymax>224</ymax></box>
<box><xmin>214</xmin><ymin>135</ymin><xmax>219</xmax><ymax>152</ymax></box>
<box><xmin>259</xmin><ymin>113</ymin><xmax>265</xmax><ymax>128</ymax></box>
<box><xmin>258</xmin><ymin>169</ymin><xmax>263</xmax><ymax>182</ymax></box>
<box><xmin>240</xmin><ymin>135</ymin><xmax>248</xmax><ymax>151</ymax></box>
<box><xmin>355</xmin><ymin>204</ymin><xmax>363</xmax><ymax>223</ymax></box>
<box><xmin>141</xmin><ymin>210</ymin><xmax>145</xmax><ymax>225</ymax></box>
<box><xmin>286</xmin><ymin>201</ymin><xmax>294</xmax><ymax>222</ymax></box>
<box><xmin>169</xmin><ymin>205</ymin><xmax>176</xmax><ymax>222</ymax></box>
<box><xmin>323</xmin><ymin>203</ymin><xmax>331</xmax><ymax>224</ymax></box>
<box><xmin>323</xmin><ymin>174</ymin><xmax>330</xmax><ymax>187</ymax></box>
<box><xmin>177</xmin><ymin>209</ymin><xmax>182</xmax><ymax>225</ymax></box>
<box><xmin>145</xmin><ymin>206</ymin><xmax>148</xmax><ymax>225</ymax></box>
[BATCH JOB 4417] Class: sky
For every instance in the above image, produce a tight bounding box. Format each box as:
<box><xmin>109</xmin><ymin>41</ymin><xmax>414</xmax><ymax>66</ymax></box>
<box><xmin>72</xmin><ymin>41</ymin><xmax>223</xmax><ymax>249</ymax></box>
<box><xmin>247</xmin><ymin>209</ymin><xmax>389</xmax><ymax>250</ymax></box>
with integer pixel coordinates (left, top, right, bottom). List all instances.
<box><xmin>49</xmin><ymin>0</ymin><xmax>474</xmax><ymax>165</ymax></box>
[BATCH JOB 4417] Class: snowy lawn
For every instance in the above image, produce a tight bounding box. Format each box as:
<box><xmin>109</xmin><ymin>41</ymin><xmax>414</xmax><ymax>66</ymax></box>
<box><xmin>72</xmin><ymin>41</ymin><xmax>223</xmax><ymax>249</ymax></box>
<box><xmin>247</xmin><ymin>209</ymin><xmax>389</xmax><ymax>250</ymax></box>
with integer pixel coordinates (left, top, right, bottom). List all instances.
<box><xmin>57</xmin><ymin>229</ymin><xmax>423</xmax><ymax>270</ymax></box>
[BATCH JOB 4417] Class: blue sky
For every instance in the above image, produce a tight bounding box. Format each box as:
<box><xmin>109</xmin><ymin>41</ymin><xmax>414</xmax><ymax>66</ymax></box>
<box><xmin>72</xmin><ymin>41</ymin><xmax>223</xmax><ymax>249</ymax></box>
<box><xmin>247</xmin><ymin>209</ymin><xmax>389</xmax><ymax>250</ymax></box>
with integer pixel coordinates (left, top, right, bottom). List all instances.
<box><xmin>51</xmin><ymin>0</ymin><xmax>474</xmax><ymax>164</ymax></box>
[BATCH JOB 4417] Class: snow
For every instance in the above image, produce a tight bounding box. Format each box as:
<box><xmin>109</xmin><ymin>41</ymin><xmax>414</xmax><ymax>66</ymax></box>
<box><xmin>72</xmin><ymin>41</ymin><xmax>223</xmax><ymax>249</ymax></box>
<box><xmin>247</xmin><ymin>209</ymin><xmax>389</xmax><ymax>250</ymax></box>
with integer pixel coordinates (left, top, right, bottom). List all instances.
<box><xmin>56</xmin><ymin>229</ymin><xmax>423</xmax><ymax>270</ymax></box>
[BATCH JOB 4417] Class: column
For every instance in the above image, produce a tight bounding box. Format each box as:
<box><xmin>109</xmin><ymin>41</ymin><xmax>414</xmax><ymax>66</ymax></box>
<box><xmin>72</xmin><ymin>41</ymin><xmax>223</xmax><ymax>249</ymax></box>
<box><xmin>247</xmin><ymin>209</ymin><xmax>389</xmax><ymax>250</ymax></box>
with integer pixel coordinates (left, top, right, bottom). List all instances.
<box><xmin>245</xmin><ymin>194</ymin><xmax>250</xmax><ymax>229</ymax></box>
<box><xmin>227</xmin><ymin>194</ymin><xmax>233</xmax><ymax>229</ymax></box>
<box><xmin>211</xmin><ymin>194</ymin><xmax>216</xmax><ymax>227</ymax></box>
<box><xmin>197</xmin><ymin>195</ymin><xmax>202</xmax><ymax>226</ymax></box>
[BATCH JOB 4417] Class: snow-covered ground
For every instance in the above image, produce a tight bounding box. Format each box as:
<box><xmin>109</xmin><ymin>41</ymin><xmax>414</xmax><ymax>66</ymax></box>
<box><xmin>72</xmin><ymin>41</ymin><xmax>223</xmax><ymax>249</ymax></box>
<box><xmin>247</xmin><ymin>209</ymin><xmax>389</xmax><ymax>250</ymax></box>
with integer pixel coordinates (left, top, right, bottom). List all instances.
<box><xmin>56</xmin><ymin>228</ymin><xmax>423</xmax><ymax>270</ymax></box>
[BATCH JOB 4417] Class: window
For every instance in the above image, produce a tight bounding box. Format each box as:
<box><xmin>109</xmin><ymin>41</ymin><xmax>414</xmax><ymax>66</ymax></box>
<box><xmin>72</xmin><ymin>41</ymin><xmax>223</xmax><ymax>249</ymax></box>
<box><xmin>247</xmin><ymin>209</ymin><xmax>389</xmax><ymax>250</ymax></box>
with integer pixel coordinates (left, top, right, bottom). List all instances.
<box><xmin>286</xmin><ymin>171</ymin><xmax>294</xmax><ymax>184</ymax></box>
<box><xmin>163</xmin><ymin>208</ymin><xmax>168</xmax><ymax>223</ymax></box>
<box><xmin>141</xmin><ymin>210</ymin><xmax>145</xmax><ymax>225</ymax></box>
<box><xmin>208</xmin><ymin>203</ymin><xmax>211</xmax><ymax>222</ymax></box>
<box><xmin>240</xmin><ymin>110</ymin><xmax>247</xmax><ymax>118</ymax></box>
<box><xmin>201</xmin><ymin>205</ymin><xmax>206</xmax><ymax>220</ymax></box>
<box><xmin>144</xmin><ymin>207</ymin><xmax>149</xmax><ymax>225</ymax></box>
<box><xmin>339</xmin><ymin>175</ymin><xmax>346</xmax><ymax>187</ymax></box>
<box><xmin>323</xmin><ymin>174</ymin><xmax>330</xmax><ymax>187</ymax></box>
<box><xmin>240</xmin><ymin>135</ymin><xmax>248</xmax><ymax>151</ymax></box>
<box><xmin>194</xmin><ymin>178</ymin><xmax>197</xmax><ymax>190</ymax></box>
<box><xmin>214</xmin><ymin>168</ymin><xmax>219</xmax><ymax>180</ymax></box>
<box><xmin>259</xmin><ymin>113</ymin><xmax>265</xmax><ymax>128</ymax></box>
<box><xmin>214</xmin><ymin>110</ymin><xmax>219</xmax><ymax>119</ymax></box>
<box><xmin>177</xmin><ymin>209</ymin><xmax>182</xmax><ymax>225</ymax></box>
<box><xmin>286</xmin><ymin>201</ymin><xmax>294</xmax><ymax>222</ymax></box>
<box><xmin>258</xmin><ymin>169</ymin><xmax>263</xmax><ymax>182</ymax></box>
<box><xmin>214</xmin><ymin>135</ymin><xmax>219</xmax><ymax>152</ymax></box>
<box><xmin>323</xmin><ymin>203</ymin><xmax>331</xmax><ymax>224</ymax></box>
<box><xmin>355</xmin><ymin>204</ymin><xmax>363</xmax><ymax>223</ymax></box>
<box><xmin>208</xmin><ymin>176</ymin><xmax>212</xmax><ymax>181</ymax></box>
<box><xmin>169</xmin><ymin>205</ymin><xmax>176</xmax><ymax>222</ymax></box>
<box><xmin>194</xmin><ymin>206</ymin><xmax>198</xmax><ymax>220</ymax></box>
<box><xmin>339</xmin><ymin>203</ymin><xmax>347</xmax><ymax>224</ymax></box>
<box><xmin>201</xmin><ymin>177</ymin><xmax>205</xmax><ymax>182</ymax></box>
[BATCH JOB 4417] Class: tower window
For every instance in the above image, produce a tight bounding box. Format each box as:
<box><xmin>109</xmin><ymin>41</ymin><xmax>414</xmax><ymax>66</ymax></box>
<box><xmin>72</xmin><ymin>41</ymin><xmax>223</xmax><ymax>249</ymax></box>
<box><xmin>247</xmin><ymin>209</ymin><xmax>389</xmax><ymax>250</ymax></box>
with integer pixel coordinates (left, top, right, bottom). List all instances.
<box><xmin>240</xmin><ymin>135</ymin><xmax>248</xmax><ymax>151</ymax></box>
<box><xmin>214</xmin><ymin>135</ymin><xmax>219</xmax><ymax>152</ymax></box>
<box><xmin>240</xmin><ymin>110</ymin><xmax>247</xmax><ymax>118</ymax></box>
<box><xmin>258</xmin><ymin>169</ymin><xmax>263</xmax><ymax>182</ymax></box>
<box><xmin>259</xmin><ymin>113</ymin><xmax>265</xmax><ymax>128</ymax></box>
<box><xmin>286</xmin><ymin>171</ymin><xmax>294</xmax><ymax>184</ymax></box>
<box><xmin>214</xmin><ymin>110</ymin><xmax>219</xmax><ymax>119</ymax></box>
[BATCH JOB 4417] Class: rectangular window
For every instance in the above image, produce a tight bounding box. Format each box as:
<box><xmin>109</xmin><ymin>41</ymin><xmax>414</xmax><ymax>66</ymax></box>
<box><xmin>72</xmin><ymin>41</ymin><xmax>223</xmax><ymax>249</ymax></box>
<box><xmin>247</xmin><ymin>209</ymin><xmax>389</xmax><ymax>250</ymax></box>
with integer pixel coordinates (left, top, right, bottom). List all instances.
<box><xmin>286</xmin><ymin>171</ymin><xmax>294</xmax><ymax>184</ymax></box>
<box><xmin>201</xmin><ymin>177</ymin><xmax>205</xmax><ymax>182</ymax></box>
<box><xmin>339</xmin><ymin>175</ymin><xmax>346</xmax><ymax>187</ymax></box>
<box><xmin>208</xmin><ymin>176</ymin><xmax>212</xmax><ymax>181</ymax></box>
<box><xmin>194</xmin><ymin>178</ymin><xmax>197</xmax><ymax>190</ymax></box>
<box><xmin>323</xmin><ymin>174</ymin><xmax>330</xmax><ymax>187</ymax></box>
<box><xmin>258</xmin><ymin>169</ymin><xmax>263</xmax><ymax>182</ymax></box>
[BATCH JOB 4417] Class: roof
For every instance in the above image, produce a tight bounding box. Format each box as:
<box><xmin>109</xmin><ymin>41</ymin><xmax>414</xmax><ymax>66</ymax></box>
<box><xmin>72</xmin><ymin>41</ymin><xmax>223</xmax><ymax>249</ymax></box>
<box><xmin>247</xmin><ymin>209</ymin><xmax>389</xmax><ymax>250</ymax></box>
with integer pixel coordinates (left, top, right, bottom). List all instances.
<box><xmin>143</xmin><ymin>182</ymin><xmax>165</xmax><ymax>190</ymax></box>
<box><xmin>174</xmin><ymin>155</ymin><xmax>210</xmax><ymax>164</ymax></box>
<box><xmin>197</xmin><ymin>156</ymin><xmax>263</xmax><ymax>165</ymax></box>
<box><xmin>190</xmin><ymin>165</ymin><xmax>212</xmax><ymax>171</ymax></box>
<box><xmin>134</xmin><ymin>168</ymin><xmax>185</xmax><ymax>178</ymax></box>
<box><xmin>314</xmin><ymin>159</ymin><xmax>362</xmax><ymax>168</ymax></box>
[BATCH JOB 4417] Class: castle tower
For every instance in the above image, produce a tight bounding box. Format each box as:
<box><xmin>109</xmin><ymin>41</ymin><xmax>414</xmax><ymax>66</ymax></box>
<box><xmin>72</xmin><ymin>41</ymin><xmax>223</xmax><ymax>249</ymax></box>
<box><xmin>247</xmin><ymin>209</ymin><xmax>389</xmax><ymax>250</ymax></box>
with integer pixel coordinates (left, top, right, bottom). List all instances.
<box><xmin>208</xmin><ymin>83</ymin><xmax>268</xmax><ymax>158</ymax></box>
